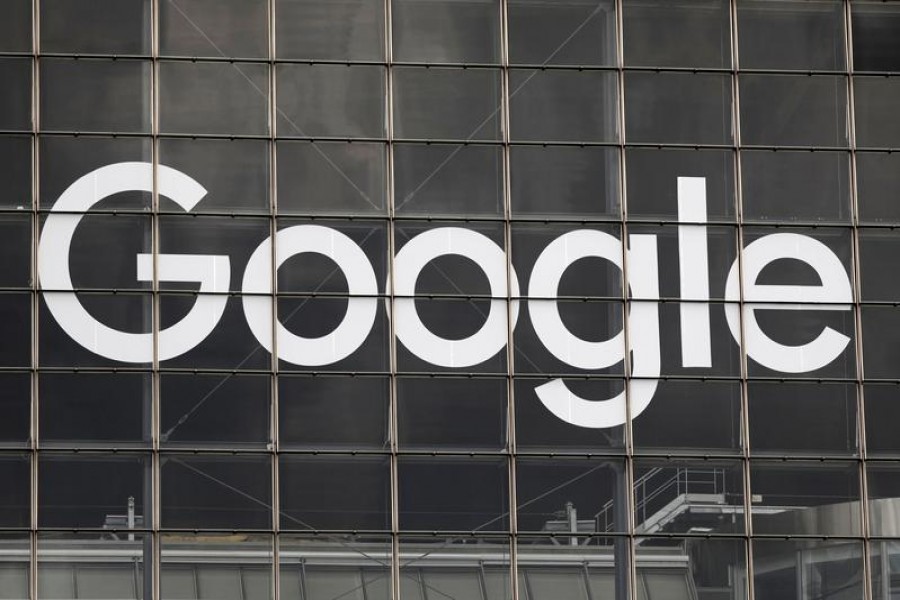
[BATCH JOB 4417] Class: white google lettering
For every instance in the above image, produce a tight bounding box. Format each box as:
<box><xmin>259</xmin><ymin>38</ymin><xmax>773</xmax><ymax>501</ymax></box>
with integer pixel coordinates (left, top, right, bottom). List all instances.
<box><xmin>38</xmin><ymin>164</ymin><xmax>854</xmax><ymax>430</ymax></box>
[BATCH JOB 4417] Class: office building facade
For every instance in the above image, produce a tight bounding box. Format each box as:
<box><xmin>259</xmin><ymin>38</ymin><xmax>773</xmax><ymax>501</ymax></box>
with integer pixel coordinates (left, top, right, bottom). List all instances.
<box><xmin>1</xmin><ymin>0</ymin><xmax>899</xmax><ymax>598</ymax></box>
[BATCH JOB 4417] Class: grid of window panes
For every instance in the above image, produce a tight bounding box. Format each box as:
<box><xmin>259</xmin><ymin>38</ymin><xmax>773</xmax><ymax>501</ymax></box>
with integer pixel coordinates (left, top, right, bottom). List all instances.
<box><xmin>3</xmin><ymin>0</ymin><xmax>900</xmax><ymax>599</ymax></box>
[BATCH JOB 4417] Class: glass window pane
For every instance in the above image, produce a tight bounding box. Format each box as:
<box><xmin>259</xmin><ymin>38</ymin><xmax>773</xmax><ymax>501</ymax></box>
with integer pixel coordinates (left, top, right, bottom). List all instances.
<box><xmin>159</xmin><ymin>138</ymin><xmax>270</xmax><ymax>213</ymax></box>
<box><xmin>514</xmin><ymin>299</ymin><xmax>625</xmax><ymax>374</ymax></box>
<box><xmin>40</xmin><ymin>372</ymin><xmax>150</xmax><ymax>446</ymax></box>
<box><xmin>278</xmin><ymin>376</ymin><xmax>389</xmax><ymax>450</ymax></box>
<box><xmin>159</xmin><ymin>61</ymin><xmax>268</xmax><ymax>136</ymax></box>
<box><xmin>866</xmin><ymin>464</ymin><xmax>900</xmax><ymax>536</ymax></box>
<box><xmin>625</xmin><ymin>72</ymin><xmax>732</xmax><ymax>145</ymax></box>
<box><xmin>857</xmin><ymin>152</ymin><xmax>900</xmax><ymax>224</ymax></box>
<box><xmin>275</xmin><ymin>219</ymin><xmax>388</xmax><ymax>292</ymax></box>
<box><xmin>0</xmin><ymin>374</ymin><xmax>29</xmax><ymax>445</ymax></box>
<box><xmin>517</xmin><ymin>458</ymin><xmax>626</xmax><ymax>533</ymax></box>
<box><xmin>393</xmin><ymin>67</ymin><xmax>501</xmax><ymax>140</ymax></box>
<box><xmin>394</xmin><ymin>143</ymin><xmax>503</xmax><ymax>216</ymax></box>
<box><xmin>527</xmin><ymin>570</ymin><xmax>589</xmax><ymax>600</ymax></box>
<box><xmin>392</xmin><ymin>0</ymin><xmax>500</xmax><ymax>64</ymax></box>
<box><xmin>737</xmin><ymin>0</ymin><xmax>845</xmax><ymax>70</ymax></box>
<box><xmin>749</xmin><ymin>461</ymin><xmax>860</xmax><ymax>536</ymax></box>
<box><xmin>38</xmin><ymin>454</ymin><xmax>147</xmax><ymax>529</ymax></box>
<box><xmin>306</xmin><ymin>569</ymin><xmax>364</xmax><ymax>600</ymax></box>
<box><xmin>0</xmin><ymin>0</ymin><xmax>31</xmax><ymax>53</ymax></box>
<box><xmin>748</xmin><ymin>382</ymin><xmax>857</xmax><ymax>456</ymax></box>
<box><xmin>0</xmin><ymin>293</ymin><xmax>29</xmax><ymax>368</ymax></box>
<box><xmin>275</xmin><ymin>0</ymin><xmax>384</xmax><ymax>61</ymax></box>
<box><xmin>161</xmin><ymin>534</ymin><xmax>272</xmax><ymax>600</ymax></box>
<box><xmin>754</xmin><ymin>539</ymin><xmax>863</xmax><ymax>600</ymax></box>
<box><xmin>39</xmin><ymin>136</ymin><xmax>152</xmax><ymax>212</ymax></box>
<box><xmin>0</xmin><ymin>561</ymin><xmax>28</xmax><ymax>600</ymax></box>
<box><xmin>0</xmin><ymin>136</ymin><xmax>31</xmax><ymax>209</ymax></box>
<box><xmin>159</xmin><ymin>293</ymin><xmax>269</xmax><ymax>370</ymax></box>
<box><xmin>515</xmin><ymin>378</ymin><xmax>627</xmax><ymax>452</ymax></box>
<box><xmin>852</xmin><ymin>2</ymin><xmax>900</xmax><ymax>72</ymax></box>
<box><xmin>40</xmin><ymin>59</ymin><xmax>151</xmax><ymax>133</ymax></box>
<box><xmin>39</xmin><ymin>292</ymin><xmax>146</xmax><ymax>368</ymax></box>
<box><xmin>511</xmin><ymin>145</ymin><xmax>620</xmax><ymax>219</ymax></box>
<box><xmin>41</xmin><ymin>0</ymin><xmax>150</xmax><ymax>55</ymax></box>
<box><xmin>739</xmin><ymin>74</ymin><xmax>848</xmax><ymax>147</ymax></box>
<box><xmin>633</xmin><ymin>460</ymin><xmax>745</xmax><ymax>535</ymax></box>
<box><xmin>511</xmin><ymin>222</ymin><xmax>624</xmax><ymax>299</ymax></box>
<box><xmin>510</xmin><ymin>70</ymin><xmax>617</xmax><ymax>142</ymax></box>
<box><xmin>855</xmin><ymin>77</ymin><xmax>900</xmax><ymax>148</ymax></box>
<box><xmin>276</xmin><ymin>296</ymin><xmax>390</xmax><ymax>372</ymax></box>
<box><xmin>0</xmin><ymin>214</ymin><xmax>31</xmax><ymax>287</ymax></box>
<box><xmin>160</xmin><ymin>373</ymin><xmax>270</xmax><ymax>448</ymax></box>
<box><xmin>397</xmin><ymin>457</ymin><xmax>508</xmax><ymax>531</ymax></box>
<box><xmin>161</xmin><ymin>455</ymin><xmax>271</xmax><ymax>529</ymax></box>
<box><xmin>160</xmin><ymin>0</ymin><xmax>268</xmax><ymax>58</ymax></box>
<box><xmin>280</xmin><ymin>536</ymin><xmax>390</xmax><ymax>600</ymax></box>
<box><xmin>279</xmin><ymin>455</ymin><xmax>390</xmax><ymax>530</ymax></box>
<box><xmin>740</xmin><ymin>150</ymin><xmax>850</xmax><ymax>222</ymax></box>
<box><xmin>276</xmin><ymin>141</ymin><xmax>387</xmax><ymax>215</ymax></box>
<box><xmin>0</xmin><ymin>59</ymin><xmax>30</xmax><ymax>132</ymax></box>
<box><xmin>862</xmin><ymin>306</ymin><xmax>900</xmax><ymax>379</ymax></box>
<box><xmin>625</xmin><ymin>148</ymin><xmax>735</xmax><ymax>222</ymax></box>
<box><xmin>0</xmin><ymin>457</ymin><xmax>28</xmax><ymax>527</ymax></box>
<box><xmin>623</xmin><ymin>0</ymin><xmax>730</xmax><ymax>68</ymax></box>
<box><xmin>864</xmin><ymin>384</ymin><xmax>900</xmax><ymax>456</ymax></box>
<box><xmin>158</xmin><ymin>215</ymin><xmax>270</xmax><ymax>293</ymax></box>
<box><xmin>632</xmin><ymin>380</ymin><xmax>741</xmax><ymax>455</ymax></box>
<box><xmin>507</xmin><ymin>0</ymin><xmax>616</xmax><ymax>66</ymax></box>
<box><xmin>77</xmin><ymin>565</ymin><xmax>138</xmax><ymax>599</ymax></box>
<box><xmin>44</xmin><ymin>213</ymin><xmax>151</xmax><ymax>290</ymax></box>
<box><xmin>859</xmin><ymin>229</ymin><xmax>900</xmax><ymax>301</ymax></box>
<box><xmin>397</xmin><ymin>377</ymin><xmax>506</xmax><ymax>450</ymax></box>
<box><xmin>276</xmin><ymin>64</ymin><xmax>385</xmax><ymax>139</ymax></box>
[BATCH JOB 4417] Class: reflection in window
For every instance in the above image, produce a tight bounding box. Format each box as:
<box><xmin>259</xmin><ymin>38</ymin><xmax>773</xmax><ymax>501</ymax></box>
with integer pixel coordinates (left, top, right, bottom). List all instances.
<box><xmin>749</xmin><ymin>461</ymin><xmax>860</xmax><ymax>536</ymax></box>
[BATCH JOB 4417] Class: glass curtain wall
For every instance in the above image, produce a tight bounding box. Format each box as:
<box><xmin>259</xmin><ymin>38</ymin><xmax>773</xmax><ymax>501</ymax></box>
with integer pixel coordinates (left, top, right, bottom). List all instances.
<box><xmin>0</xmin><ymin>0</ymin><xmax>898</xmax><ymax>599</ymax></box>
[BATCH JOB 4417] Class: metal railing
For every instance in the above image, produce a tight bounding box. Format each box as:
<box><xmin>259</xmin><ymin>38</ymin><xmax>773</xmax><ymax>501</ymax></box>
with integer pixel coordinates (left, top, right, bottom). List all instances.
<box><xmin>595</xmin><ymin>468</ymin><xmax>728</xmax><ymax>533</ymax></box>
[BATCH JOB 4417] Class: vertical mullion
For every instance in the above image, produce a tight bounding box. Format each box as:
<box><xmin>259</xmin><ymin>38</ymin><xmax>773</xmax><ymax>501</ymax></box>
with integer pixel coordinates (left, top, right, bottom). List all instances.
<box><xmin>150</xmin><ymin>0</ymin><xmax>161</xmax><ymax>599</ymax></box>
<box><xmin>843</xmin><ymin>3</ymin><xmax>872</xmax><ymax>600</ymax></box>
<box><xmin>729</xmin><ymin>3</ymin><xmax>754</xmax><ymax>600</ymax></box>
<box><xmin>384</xmin><ymin>0</ymin><xmax>399</xmax><ymax>599</ymax></box>
<box><xmin>268</xmin><ymin>0</ymin><xmax>280</xmax><ymax>598</ymax></box>
<box><xmin>613</xmin><ymin>2</ymin><xmax>636</xmax><ymax>600</ymax></box>
<box><xmin>498</xmin><ymin>1</ymin><xmax>517</xmax><ymax>599</ymax></box>
<box><xmin>29</xmin><ymin>0</ymin><xmax>39</xmax><ymax>598</ymax></box>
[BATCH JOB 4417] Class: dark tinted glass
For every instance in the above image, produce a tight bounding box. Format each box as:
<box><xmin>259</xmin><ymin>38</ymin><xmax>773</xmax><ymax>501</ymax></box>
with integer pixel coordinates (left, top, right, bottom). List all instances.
<box><xmin>41</xmin><ymin>0</ymin><xmax>150</xmax><ymax>55</ymax></box>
